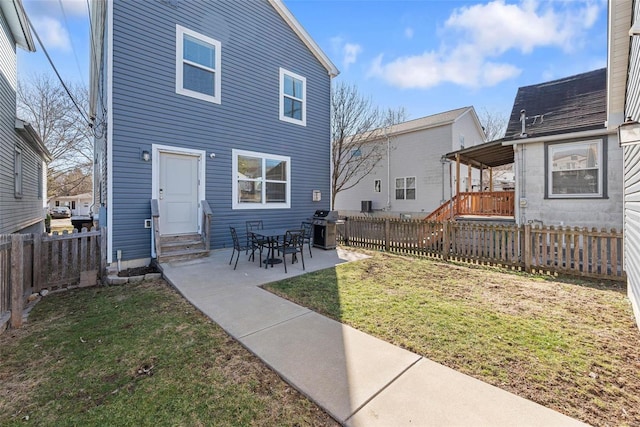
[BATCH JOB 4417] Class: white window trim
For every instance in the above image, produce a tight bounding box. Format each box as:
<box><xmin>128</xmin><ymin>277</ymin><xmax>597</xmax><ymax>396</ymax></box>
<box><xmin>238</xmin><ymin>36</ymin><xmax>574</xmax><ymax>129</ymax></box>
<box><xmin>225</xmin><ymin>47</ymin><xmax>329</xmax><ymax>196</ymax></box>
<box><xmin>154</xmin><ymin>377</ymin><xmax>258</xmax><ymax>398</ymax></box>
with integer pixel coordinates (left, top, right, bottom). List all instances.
<box><xmin>548</xmin><ymin>139</ymin><xmax>603</xmax><ymax>198</ymax></box>
<box><xmin>279</xmin><ymin>67</ymin><xmax>306</xmax><ymax>126</ymax></box>
<box><xmin>232</xmin><ymin>149</ymin><xmax>291</xmax><ymax>209</ymax></box>
<box><xmin>14</xmin><ymin>147</ymin><xmax>22</xmax><ymax>198</ymax></box>
<box><xmin>176</xmin><ymin>24</ymin><xmax>221</xmax><ymax>104</ymax></box>
<box><xmin>395</xmin><ymin>176</ymin><xmax>416</xmax><ymax>200</ymax></box>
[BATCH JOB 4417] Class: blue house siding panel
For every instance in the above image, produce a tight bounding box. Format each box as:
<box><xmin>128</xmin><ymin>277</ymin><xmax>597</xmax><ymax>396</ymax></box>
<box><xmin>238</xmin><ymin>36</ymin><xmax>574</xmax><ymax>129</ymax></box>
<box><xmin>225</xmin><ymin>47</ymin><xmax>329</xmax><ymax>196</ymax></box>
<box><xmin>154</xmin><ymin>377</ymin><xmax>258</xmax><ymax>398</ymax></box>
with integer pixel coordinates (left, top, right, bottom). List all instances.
<box><xmin>110</xmin><ymin>0</ymin><xmax>331</xmax><ymax>261</ymax></box>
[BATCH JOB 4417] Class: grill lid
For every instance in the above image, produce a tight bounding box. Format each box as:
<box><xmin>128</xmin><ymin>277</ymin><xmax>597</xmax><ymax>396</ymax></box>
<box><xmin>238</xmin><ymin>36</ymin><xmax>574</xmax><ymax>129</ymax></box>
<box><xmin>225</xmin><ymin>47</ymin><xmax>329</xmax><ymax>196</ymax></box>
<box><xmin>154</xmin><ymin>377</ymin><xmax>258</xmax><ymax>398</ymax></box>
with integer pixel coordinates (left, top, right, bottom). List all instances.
<box><xmin>313</xmin><ymin>210</ymin><xmax>338</xmax><ymax>221</ymax></box>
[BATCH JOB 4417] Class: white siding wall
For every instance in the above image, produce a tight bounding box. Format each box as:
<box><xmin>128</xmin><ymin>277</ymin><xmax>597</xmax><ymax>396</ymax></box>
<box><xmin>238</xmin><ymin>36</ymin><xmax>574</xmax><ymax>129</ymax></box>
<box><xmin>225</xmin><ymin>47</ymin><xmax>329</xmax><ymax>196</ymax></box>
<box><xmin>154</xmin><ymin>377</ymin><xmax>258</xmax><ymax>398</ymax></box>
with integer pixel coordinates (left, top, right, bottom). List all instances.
<box><xmin>514</xmin><ymin>136</ymin><xmax>623</xmax><ymax>230</ymax></box>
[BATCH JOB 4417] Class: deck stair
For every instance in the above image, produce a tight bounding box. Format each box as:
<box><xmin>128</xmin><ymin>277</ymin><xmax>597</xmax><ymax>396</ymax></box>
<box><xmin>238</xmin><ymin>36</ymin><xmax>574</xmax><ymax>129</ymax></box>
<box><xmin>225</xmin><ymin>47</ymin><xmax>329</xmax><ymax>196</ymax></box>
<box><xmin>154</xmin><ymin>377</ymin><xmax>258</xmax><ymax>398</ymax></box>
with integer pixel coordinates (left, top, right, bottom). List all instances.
<box><xmin>157</xmin><ymin>233</ymin><xmax>209</xmax><ymax>263</ymax></box>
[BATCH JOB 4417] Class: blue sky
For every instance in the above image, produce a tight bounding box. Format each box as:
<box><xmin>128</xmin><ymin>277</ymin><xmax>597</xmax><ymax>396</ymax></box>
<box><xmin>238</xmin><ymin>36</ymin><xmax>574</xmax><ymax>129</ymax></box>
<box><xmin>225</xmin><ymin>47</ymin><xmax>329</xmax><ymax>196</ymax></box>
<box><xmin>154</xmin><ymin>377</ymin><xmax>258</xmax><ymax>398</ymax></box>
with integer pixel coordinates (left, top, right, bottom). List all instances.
<box><xmin>19</xmin><ymin>0</ymin><xmax>608</xmax><ymax>121</ymax></box>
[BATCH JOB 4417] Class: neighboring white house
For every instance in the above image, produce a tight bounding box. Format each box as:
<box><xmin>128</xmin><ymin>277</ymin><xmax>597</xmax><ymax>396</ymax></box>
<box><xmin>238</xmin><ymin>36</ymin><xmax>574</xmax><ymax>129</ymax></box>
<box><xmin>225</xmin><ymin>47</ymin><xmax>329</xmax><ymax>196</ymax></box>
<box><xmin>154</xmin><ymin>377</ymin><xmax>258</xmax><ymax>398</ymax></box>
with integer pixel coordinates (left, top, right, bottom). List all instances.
<box><xmin>48</xmin><ymin>193</ymin><xmax>92</xmax><ymax>216</ymax></box>
<box><xmin>334</xmin><ymin>106</ymin><xmax>486</xmax><ymax>219</ymax></box>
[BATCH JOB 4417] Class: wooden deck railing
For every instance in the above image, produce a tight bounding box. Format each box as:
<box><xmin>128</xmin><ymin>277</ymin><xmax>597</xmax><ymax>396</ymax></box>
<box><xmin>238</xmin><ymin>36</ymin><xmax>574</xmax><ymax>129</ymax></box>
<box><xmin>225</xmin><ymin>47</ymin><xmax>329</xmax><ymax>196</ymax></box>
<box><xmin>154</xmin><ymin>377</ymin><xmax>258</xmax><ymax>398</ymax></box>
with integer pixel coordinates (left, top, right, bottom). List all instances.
<box><xmin>338</xmin><ymin>217</ymin><xmax>625</xmax><ymax>282</ymax></box>
<box><xmin>426</xmin><ymin>191</ymin><xmax>515</xmax><ymax>221</ymax></box>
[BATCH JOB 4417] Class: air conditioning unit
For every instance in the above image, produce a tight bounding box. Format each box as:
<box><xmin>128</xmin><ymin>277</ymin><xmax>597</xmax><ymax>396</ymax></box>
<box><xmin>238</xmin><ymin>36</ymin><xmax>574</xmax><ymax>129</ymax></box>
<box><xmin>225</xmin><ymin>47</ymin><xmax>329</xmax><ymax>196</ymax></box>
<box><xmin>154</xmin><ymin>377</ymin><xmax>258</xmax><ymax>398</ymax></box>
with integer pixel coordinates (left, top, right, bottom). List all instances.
<box><xmin>361</xmin><ymin>200</ymin><xmax>372</xmax><ymax>213</ymax></box>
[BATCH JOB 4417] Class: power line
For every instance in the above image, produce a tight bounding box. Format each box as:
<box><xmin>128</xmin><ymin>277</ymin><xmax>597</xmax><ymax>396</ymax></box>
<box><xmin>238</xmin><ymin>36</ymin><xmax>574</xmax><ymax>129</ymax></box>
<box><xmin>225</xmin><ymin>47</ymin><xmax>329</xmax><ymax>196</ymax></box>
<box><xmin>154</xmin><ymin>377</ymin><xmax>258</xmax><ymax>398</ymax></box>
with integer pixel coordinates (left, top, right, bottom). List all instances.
<box><xmin>25</xmin><ymin>12</ymin><xmax>91</xmax><ymax>126</ymax></box>
<box><xmin>57</xmin><ymin>0</ymin><xmax>87</xmax><ymax>89</ymax></box>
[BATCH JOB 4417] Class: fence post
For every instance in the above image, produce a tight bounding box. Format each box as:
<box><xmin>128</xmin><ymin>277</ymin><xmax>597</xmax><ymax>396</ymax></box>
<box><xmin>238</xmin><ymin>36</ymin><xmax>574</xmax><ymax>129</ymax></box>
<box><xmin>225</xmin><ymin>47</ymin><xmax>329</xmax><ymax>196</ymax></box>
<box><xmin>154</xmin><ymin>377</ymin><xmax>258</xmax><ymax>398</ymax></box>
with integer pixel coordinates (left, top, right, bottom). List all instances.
<box><xmin>33</xmin><ymin>232</ymin><xmax>42</xmax><ymax>293</ymax></box>
<box><xmin>523</xmin><ymin>224</ymin><xmax>531</xmax><ymax>271</ymax></box>
<box><xmin>100</xmin><ymin>227</ymin><xmax>107</xmax><ymax>281</ymax></box>
<box><xmin>384</xmin><ymin>219</ymin><xmax>390</xmax><ymax>252</ymax></box>
<box><xmin>11</xmin><ymin>235</ymin><xmax>24</xmax><ymax>329</ymax></box>
<box><xmin>442</xmin><ymin>221</ymin><xmax>450</xmax><ymax>261</ymax></box>
<box><xmin>343</xmin><ymin>218</ymin><xmax>350</xmax><ymax>246</ymax></box>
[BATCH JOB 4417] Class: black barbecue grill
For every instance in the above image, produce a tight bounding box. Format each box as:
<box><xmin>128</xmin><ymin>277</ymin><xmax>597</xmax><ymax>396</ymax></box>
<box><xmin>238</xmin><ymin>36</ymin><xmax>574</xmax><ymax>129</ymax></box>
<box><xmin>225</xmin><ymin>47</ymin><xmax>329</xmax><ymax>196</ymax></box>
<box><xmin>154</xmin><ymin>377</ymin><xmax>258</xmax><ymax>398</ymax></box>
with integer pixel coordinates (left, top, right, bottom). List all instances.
<box><xmin>311</xmin><ymin>210</ymin><xmax>338</xmax><ymax>249</ymax></box>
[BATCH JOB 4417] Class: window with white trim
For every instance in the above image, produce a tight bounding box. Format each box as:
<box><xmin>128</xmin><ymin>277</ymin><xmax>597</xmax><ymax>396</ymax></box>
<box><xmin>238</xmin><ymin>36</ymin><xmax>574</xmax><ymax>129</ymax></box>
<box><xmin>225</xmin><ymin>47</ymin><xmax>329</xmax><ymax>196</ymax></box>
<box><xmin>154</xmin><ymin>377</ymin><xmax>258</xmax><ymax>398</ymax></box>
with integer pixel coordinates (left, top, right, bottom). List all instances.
<box><xmin>548</xmin><ymin>140</ymin><xmax>602</xmax><ymax>197</ymax></box>
<box><xmin>14</xmin><ymin>147</ymin><xmax>22</xmax><ymax>198</ymax></box>
<box><xmin>374</xmin><ymin>179</ymin><xmax>381</xmax><ymax>193</ymax></box>
<box><xmin>176</xmin><ymin>25</ymin><xmax>221</xmax><ymax>104</ymax></box>
<box><xmin>395</xmin><ymin>177</ymin><xmax>415</xmax><ymax>200</ymax></box>
<box><xmin>232</xmin><ymin>149</ymin><xmax>291</xmax><ymax>209</ymax></box>
<box><xmin>279</xmin><ymin>68</ymin><xmax>306</xmax><ymax>126</ymax></box>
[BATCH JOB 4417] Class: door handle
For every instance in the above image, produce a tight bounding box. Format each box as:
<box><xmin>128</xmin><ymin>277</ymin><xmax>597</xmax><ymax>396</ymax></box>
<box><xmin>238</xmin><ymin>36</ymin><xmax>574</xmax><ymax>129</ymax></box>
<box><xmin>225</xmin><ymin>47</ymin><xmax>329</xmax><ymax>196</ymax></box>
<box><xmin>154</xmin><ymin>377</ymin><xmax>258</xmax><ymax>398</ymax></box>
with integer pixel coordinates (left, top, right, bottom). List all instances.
<box><xmin>159</xmin><ymin>189</ymin><xmax>164</xmax><ymax>200</ymax></box>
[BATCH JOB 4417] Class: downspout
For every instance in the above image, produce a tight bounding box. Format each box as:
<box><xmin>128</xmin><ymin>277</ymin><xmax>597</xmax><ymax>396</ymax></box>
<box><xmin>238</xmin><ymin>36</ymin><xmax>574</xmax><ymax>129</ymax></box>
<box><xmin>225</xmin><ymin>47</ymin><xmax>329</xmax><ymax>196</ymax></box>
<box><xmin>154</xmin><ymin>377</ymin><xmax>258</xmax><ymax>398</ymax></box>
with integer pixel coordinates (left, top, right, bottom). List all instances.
<box><xmin>385</xmin><ymin>127</ymin><xmax>391</xmax><ymax>210</ymax></box>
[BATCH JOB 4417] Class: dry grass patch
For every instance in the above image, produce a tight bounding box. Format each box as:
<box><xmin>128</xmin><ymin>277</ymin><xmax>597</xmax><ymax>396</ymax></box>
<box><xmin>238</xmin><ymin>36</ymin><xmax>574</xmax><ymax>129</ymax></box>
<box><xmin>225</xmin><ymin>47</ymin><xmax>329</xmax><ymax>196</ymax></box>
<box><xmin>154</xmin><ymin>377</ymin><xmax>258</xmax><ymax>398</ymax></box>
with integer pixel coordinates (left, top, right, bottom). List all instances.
<box><xmin>0</xmin><ymin>280</ymin><xmax>337</xmax><ymax>426</ymax></box>
<box><xmin>265</xmin><ymin>250</ymin><xmax>640</xmax><ymax>427</ymax></box>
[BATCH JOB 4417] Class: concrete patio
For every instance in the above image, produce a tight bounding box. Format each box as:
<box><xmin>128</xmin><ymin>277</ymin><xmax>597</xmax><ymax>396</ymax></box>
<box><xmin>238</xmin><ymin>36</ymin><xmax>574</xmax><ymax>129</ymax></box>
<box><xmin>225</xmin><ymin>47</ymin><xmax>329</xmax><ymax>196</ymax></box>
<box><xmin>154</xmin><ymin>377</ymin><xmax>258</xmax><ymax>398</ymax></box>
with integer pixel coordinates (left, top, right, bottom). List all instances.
<box><xmin>160</xmin><ymin>246</ymin><xmax>587</xmax><ymax>426</ymax></box>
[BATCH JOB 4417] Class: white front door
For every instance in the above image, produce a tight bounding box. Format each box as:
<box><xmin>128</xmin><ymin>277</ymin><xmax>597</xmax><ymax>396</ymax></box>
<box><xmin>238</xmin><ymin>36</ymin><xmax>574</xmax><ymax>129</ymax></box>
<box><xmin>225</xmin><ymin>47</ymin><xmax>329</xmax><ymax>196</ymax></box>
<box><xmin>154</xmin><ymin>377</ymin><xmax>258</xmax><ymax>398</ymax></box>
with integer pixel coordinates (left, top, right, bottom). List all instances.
<box><xmin>158</xmin><ymin>151</ymin><xmax>200</xmax><ymax>235</ymax></box>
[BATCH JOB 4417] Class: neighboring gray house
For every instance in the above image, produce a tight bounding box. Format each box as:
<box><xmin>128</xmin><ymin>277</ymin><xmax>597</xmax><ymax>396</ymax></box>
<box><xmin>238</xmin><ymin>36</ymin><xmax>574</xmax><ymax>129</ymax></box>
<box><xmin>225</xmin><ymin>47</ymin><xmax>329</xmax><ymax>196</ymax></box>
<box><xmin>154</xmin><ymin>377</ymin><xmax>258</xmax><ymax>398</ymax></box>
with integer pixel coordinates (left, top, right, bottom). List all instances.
<box><xmin>608</xmin><ymin>0</ymin><xmax>639</xmax><ymax>329</ymax></box>
<box><xmin>334</xmin><ymin>107</ymin><xmax>486</xmax><ymax>219</ymax></box>
<box><xmin>443</xmin><ymin>68</ymin><xmax>622</xmax><ymax>230</ymax></box>
<box><xmin>90</xmin><ymin>0</ymin><xmax>338</xmax><ymax>267</ymax></box>
<box><xmin>0</xmin><ymin>0</ymin><xmax>51</xmax><ymax>235</ymax></box>
<box><xmin>502</xmin><ymin>68</ymin><xmax>622</xmax><ymax>230</ymax></box>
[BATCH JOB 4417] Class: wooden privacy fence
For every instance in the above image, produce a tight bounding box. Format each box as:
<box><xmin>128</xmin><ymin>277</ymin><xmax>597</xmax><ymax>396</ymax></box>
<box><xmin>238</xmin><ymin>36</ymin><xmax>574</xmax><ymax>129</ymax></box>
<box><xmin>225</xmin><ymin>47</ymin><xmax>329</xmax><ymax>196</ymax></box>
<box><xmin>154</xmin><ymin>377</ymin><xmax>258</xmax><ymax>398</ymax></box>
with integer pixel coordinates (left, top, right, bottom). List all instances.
<box><xmin>338</xmin><ymin>217</ymin><xmax>625</xmax><ymax>281</ymax></box>
<box><xmin>0</xmin><ymin>228</ymin><xmax>106</xmax><ymax>330</ymax></box>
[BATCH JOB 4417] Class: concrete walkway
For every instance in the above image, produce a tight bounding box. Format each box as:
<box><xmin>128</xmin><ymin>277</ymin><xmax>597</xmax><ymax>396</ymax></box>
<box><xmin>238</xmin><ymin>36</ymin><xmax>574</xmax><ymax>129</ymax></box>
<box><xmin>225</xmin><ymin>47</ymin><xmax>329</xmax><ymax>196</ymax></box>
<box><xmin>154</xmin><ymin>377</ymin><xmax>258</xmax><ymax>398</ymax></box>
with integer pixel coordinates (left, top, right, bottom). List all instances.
<box><xmin>160</xmin><ymin>247</ymin><xmax>588</xmax><ymax>427</ymax></box>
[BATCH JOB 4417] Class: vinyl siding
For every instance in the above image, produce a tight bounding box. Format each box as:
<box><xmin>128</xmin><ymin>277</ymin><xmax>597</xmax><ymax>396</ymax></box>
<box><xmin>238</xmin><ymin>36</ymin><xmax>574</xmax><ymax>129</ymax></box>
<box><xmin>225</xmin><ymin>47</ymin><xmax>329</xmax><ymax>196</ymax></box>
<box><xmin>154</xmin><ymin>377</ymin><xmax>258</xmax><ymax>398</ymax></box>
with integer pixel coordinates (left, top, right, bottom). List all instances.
<box><xmin>109</xmin><ymin>0</ymin><xmax>331</xmax><ymax>261</ymax></box>
<box><xmin>0</xmin><ymin>11</ymin><xmax>44</xmax><ymax>234</ymax></box>
<box><xmin>334</xmin><ymin>118</ymin><xmax>483</xmax><ymax>218</ymax></box>
<box><xmin>623</xmin><ymin>1</ymin><xmax>640</xmax><ymax>329</ymax></box>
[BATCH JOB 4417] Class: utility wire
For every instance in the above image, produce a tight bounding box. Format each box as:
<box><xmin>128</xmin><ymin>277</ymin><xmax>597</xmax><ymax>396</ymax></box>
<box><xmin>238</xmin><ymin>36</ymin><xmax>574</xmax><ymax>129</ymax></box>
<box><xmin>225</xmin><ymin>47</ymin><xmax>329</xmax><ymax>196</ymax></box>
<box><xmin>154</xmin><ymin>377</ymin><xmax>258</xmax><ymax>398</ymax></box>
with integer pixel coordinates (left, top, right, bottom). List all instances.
<box><xmin>57</xmin><ymin>0</ymin><xmax>87</xmax><ymax>89</ymax></box>
<box><xmin>25</xmin><ymin>13</ymin><xmax>91</xmax><ymax>126</ymax></box>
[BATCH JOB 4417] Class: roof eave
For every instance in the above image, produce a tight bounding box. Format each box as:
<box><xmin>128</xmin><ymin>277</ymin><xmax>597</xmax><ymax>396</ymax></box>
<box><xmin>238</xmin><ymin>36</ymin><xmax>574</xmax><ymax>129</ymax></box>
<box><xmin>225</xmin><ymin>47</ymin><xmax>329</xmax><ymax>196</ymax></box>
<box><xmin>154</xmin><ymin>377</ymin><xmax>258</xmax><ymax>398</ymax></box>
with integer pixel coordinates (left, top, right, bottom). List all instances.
<box><xmin>501</xmin><ymin>127</ymin><xmax>614</xmax><ymax>146</ymax></box>
<box><xmin>15</xmin><ymin>119</ymin><xmax>53</xmax><ymax>162</ymax></box>
<box><xmin>268</xmin><ymin>0</ymin><xmax>339</xmax><ymax>77</ymax></box>
<box><xmin>0</xmin><ymin>0</ymin><xmax>35</xmax><ymax>51</ymax></box>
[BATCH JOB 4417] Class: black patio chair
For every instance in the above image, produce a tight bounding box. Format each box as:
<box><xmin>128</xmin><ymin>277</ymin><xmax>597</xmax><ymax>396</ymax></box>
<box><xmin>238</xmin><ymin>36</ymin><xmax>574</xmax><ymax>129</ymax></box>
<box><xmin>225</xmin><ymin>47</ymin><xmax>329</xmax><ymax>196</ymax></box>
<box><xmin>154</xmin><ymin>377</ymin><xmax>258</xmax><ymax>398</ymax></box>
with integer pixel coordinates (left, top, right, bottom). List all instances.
<box><xmin>246</xmin><ymin>220</ymin><xmax>268</xmax><ymax>255</ymax></box>
<box><xmin>229</xmin><ymin>226</ymin><xmax>256</xmax><ymax>270</ymax></box>
<box><xmin>277</xmin><ymin>229</ymin><xmax>305</xmax><ymax>273</ymax></box>
<box><xmin>301</xmin><ymin>221</ymin><xmax>313</xmax><ymax>258</ymax></box>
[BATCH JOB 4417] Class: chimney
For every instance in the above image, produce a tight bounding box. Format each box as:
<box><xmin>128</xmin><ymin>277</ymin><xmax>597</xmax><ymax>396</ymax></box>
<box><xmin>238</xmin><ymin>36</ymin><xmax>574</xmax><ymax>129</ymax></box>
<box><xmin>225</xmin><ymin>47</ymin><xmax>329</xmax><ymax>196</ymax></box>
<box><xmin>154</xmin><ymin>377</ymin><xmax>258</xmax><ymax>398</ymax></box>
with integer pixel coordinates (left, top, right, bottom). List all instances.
<box><xmin>520</xmin><ymin>109</ymin><xmax>527</xmax><ymax>137</ymax></box>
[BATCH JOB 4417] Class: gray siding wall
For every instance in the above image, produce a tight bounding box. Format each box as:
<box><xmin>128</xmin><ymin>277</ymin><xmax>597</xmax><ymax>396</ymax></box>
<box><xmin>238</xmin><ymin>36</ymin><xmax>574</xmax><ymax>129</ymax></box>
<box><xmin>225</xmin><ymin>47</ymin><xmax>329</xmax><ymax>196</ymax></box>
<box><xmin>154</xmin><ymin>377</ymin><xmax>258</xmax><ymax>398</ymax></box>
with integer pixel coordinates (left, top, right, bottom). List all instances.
<box><xmin>623</xmin><ymin>1</ymin><xmax>640</xmax><ymax>329</ymax></box>
<box><xmin>110</xmin><ymin>0</ymin><xmax>331</xmax><ymax>261</ymax></box>
<box><xmin>0</xmin><ymin>12</ymin><xmax>44</xmax><ymax>234</ymax></box>
<box><xmin>515</xmin><ymin>136</ymin><xmax>623</xmax><ymax>230</ymax></box>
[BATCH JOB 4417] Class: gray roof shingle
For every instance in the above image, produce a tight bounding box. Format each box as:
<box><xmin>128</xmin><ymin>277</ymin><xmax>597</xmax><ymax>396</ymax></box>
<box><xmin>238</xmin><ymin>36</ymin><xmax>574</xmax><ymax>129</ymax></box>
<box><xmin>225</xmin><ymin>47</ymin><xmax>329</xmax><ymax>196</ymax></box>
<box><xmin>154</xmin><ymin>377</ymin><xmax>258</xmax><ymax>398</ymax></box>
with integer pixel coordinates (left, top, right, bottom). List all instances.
<box><xmin>504</xmin><ymin>68</ymin><xmax>606</xmax><ymax>140</ymax></box>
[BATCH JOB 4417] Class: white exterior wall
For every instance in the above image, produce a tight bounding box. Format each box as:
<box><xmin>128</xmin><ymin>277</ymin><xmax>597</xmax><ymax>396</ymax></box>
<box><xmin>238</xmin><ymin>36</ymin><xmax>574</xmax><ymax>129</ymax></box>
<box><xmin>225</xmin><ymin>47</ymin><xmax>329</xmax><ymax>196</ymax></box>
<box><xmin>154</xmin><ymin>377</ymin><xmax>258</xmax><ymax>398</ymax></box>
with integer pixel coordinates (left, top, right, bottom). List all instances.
<box><xmin>335</xmin><ymin>112</ymin><xmax>484</xmax><ymax>218</ymax></box>
<box><xmin>513</xmin><ymin>134</ymin><xmax>623</xmax><ymax>230</ymax></box>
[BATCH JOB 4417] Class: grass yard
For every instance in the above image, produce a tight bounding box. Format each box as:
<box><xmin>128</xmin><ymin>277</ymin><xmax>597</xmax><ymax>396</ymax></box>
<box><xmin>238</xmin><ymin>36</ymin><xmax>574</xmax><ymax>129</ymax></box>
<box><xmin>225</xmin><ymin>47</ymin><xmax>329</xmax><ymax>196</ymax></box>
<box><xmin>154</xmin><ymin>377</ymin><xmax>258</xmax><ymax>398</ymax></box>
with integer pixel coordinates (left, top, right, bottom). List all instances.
<box><xmin>264</xmin><ymin>250</ymin><xmax>640</xmax><ymax>427</ymax></box>
<box><xmin>0</xmin><ymin>280</ymin><xmax>337</xmax><ymax>427</ymax></box>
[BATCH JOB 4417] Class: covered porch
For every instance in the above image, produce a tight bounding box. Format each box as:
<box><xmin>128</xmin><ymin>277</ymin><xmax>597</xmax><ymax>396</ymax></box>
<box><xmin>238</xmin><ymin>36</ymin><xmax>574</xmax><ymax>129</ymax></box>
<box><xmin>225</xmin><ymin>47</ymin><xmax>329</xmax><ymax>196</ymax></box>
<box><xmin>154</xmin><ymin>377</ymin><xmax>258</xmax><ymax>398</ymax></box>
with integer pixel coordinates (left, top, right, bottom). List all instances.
<box><xmin>427</xmin><ymin>139</ymin><xmax>515</xmax><ymax>221</ymax></box>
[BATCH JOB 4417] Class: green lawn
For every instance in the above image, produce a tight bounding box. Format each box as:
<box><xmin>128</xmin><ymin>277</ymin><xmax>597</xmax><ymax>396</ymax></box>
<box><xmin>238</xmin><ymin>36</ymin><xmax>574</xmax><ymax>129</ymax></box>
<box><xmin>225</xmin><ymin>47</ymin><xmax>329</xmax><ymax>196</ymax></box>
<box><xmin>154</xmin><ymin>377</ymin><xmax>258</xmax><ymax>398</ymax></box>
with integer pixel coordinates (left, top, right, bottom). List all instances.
<box><xmin>264</xmin><ymin>250</ymin><xmax>640</xmax><ymax>427</ymax></box>
<box><xmin>0</xmin><ymin>280</ymin><xmax>337</xmax><ymax>427</ymax></box>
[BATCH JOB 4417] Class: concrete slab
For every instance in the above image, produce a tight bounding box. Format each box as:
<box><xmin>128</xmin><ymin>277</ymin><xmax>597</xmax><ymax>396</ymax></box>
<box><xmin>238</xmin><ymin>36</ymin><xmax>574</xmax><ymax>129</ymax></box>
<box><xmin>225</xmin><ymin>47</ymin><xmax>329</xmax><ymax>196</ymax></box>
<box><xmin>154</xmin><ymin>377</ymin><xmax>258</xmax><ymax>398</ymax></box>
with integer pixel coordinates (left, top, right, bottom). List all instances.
<box><xmin>346</xmin><ymin>358</ymin><xmax>588</xmax><ymax>427</ymax></box>
<box><xmin>240</xmin><ymin>311</ymin><xmax>421</xmax><ymax>423</ymax></box>
<box><xmin>176</xmin><ymin>284</ymin><xmax>311</xmax><ymax>338</ymax></box>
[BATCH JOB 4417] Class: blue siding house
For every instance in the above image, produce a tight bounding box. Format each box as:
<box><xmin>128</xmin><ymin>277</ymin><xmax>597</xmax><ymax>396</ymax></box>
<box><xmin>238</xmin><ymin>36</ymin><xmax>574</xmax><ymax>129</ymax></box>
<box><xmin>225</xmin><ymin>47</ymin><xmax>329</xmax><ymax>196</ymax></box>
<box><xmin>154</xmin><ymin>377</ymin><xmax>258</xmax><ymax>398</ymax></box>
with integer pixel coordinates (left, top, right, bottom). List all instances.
<box><xmin>0</xmin><ymin>0</ymin><xmax>51</xmax><ymax>235</ymax></box>
<box><xmin>90</xmin><ymin>0</ymin><xmax>338</xmax><ymax>267</ymax></box>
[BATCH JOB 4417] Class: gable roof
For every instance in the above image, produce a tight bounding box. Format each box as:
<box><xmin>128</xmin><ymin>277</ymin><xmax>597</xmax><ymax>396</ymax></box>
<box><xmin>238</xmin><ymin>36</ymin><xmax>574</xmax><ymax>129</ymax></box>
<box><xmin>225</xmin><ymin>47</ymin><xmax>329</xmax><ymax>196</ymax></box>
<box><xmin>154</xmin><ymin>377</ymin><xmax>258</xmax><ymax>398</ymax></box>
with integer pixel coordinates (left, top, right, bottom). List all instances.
<box><xmin>0</xmin><ymin>0</ymin><xmax>35</xmax><ymax>51</ymax></box>
<box><xmin>387</xmin><ymin>106</ymin><xmax>480</xmax><ymax>137</ymax></box>
<box><xmin>504</xmin><ymin>68</ymin><xmax>607</xmax><ymax>141</ymax></box>
<box><xmin>268</xmin><ymin>0</ymin><xmax>339</xmax><ymax>77</ymax></box>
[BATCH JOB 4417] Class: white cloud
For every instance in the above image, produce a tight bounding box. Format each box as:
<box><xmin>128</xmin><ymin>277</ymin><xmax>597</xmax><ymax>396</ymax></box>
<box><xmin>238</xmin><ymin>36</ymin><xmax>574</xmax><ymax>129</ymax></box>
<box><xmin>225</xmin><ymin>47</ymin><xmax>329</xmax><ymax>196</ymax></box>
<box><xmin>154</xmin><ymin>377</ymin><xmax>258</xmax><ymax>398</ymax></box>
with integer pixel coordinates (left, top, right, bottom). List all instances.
<box><xmin>31</xmin><ymin>17</ymin><xmax>71</xmax><ymax>52</ymax></box>
<box><xmin>330</xmin><ymin>36</ymin><xmax>362</xmax><ymax>69</ymax></box>
<box><xmin>404</xmin><ymin>27</ymin><xmax>414</xmax><ymax>40</ymax></box>
<box><xmin>60</xmin><ymin>0</ymin><xmax>88</xmax><ymax>16</ymax></box>
<box><xmin>343</xmin><ymin>43</ymin><xmax>362</xmax><ymax>68</ymax></box>
<box><xmin>369</xmin><ymin>0</ymin><xmax>602</xmax><ymax>89</ymax></box>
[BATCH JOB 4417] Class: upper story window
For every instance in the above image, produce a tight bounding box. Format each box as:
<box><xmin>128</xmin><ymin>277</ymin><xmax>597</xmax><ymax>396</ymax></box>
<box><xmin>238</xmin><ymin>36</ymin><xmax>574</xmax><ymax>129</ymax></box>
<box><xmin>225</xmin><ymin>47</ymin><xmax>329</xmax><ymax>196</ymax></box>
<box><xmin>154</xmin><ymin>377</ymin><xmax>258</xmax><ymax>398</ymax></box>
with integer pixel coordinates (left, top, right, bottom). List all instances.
<box><xmin>14</xmin><ymin>147</ymin><xmax>22</xmax><ymax>198</ymax></box>
<box><xmin>232</xmin><ymin>149</ymin><xmax>291</xmax><ymax>209</ymax></box>
<box><xmin>395</xmin><ymin>177</ymin><xmax>415</xmax><ymax>200</ymax></box>
<box><xmin>176</xmin><ymin>25</ymin><xmax>221</xmax><ymax>104</ymax></box>
<box><xmin>279</xmin><ymin>68</ymin><xmax>306</xmax><ymax>126</ymax></box>
<box><xmin>547</xmin><ymin>139</ymin><xmax>603</xmax><ymax>198</ymax></box>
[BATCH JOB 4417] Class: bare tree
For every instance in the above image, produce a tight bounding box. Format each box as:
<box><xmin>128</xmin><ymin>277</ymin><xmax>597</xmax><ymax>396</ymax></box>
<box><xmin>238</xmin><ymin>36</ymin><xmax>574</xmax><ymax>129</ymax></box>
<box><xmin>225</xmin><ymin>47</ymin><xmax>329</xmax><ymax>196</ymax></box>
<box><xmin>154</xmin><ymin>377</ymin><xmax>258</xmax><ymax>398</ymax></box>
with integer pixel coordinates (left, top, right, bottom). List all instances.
<box><xmin>17</xmin><ymin>74</ymin><xmax>93</xmax><ymax>198</ymax></box>
<box><xmin>331</xmin><ymin>82</ymin><xmax>406</xmax><ymax>207</ymax></box>
<box><xmin>478</xmin><ymin>107</ymin><xmax>508</xmax><ymax>142</ymax></box>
